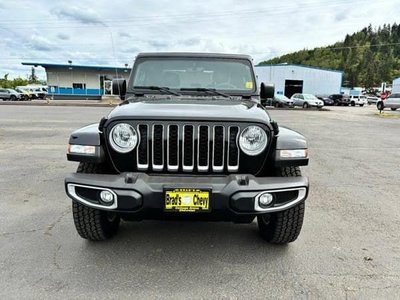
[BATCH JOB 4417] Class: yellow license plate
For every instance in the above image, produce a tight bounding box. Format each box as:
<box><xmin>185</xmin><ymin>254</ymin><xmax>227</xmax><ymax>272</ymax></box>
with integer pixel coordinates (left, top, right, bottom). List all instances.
<box><xmin>165</xmin><ymin>189</ymin><xmax>210</xmax><ymax>212</ymax></box>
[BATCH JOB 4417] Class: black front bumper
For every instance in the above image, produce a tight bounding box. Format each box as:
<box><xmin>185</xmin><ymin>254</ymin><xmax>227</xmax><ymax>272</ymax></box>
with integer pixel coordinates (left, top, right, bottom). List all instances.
<box><xmin>65</xmin><ymin>173</ymin><xmax>309</xmax><ymax>221</ymax></box>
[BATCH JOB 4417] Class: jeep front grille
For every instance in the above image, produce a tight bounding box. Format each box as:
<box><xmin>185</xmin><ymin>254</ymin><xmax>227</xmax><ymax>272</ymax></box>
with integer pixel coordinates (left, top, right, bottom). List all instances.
<box><xmin>135</xmin><ymin>124</ymin><xmax>240</xmax><ymax>173</ymax></box>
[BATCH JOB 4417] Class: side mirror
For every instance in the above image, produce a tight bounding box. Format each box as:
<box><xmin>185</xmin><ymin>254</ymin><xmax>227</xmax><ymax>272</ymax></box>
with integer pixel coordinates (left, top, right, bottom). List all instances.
<box><xmin>260</xmin><ymin>82</ymin><xmax>275</xmax><ymax>99</ymax></box>
<box><xmin>112</xmin><ymin>79</ymin><xmax>127</xmax><ymax>100</ymax></box>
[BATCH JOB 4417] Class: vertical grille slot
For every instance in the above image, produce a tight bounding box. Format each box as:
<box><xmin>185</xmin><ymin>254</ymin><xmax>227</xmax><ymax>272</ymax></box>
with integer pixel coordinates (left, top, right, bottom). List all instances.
<box><xmin>167</xmin><ymin>125</ymin><xmax>179</xmax><ymax>171</ymax></box>
<box><xmin>212</xmin><ymin>125</ymin><xmax>224</xmax><ymax>172</ymax></box>
<box><xmin>137</xmin><ymin>124</ymin><xmax>149</xmax><ymax>170</ymax></box>
<box><xmin>183</xmin><ymin>125</ymin><xmax>194</xmax><ymax>171</ymax></box>
<box><xmin>197</xmin><ymin>125</ymin><xmax>209</xmax><ymax>172</ymax></box>
<box><xmin>152</xmin><ymin>125</ymin><xmax>164</xmax><ymax>171</ymax></box>
<box><xmin>131</xmin><ymin>122</ymin><xmax>242</xmax><ymax>173</ymax></box>
<box><xmin>228</xmin><ymin>126</ymin><xmax>239</xmax><ymax>171</ymax></box>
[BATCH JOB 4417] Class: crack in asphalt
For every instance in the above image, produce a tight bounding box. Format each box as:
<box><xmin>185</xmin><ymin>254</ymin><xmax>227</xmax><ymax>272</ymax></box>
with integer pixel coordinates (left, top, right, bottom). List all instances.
<box><xmin>44</xmin><ymin>206</ymin><xmax>70</xmax><ymax>236</ymax></box>
<box><xmin>52</xmin><ymin>244</ymin><xmax>62</xmax><ymax>270</ymax></box>
<box><xmin>1</xmin><ymin>206</ymin><xmax>70</xmax><ymax>238</ymax></box>
<box><xmin>0</xmin><ymin>229</ymin><xmax>42</xmax><ymax>237</ymax></box>
<box><xmin>289</xmin><ymin>272</ymin><xmax>400</xmax><ymax>279</ymax></box>
<box><xmin>344</xmin><ymin>284</ymin><xmax>400</xmax><ymax>299</ymax></box>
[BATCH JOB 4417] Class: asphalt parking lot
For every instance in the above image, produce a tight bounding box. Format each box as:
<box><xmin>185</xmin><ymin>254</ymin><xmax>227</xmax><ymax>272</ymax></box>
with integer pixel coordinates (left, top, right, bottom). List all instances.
<box><xmin>0</xmin><ymin>105</ymin><xmax>399</xmax><ymax>299</ymax></box>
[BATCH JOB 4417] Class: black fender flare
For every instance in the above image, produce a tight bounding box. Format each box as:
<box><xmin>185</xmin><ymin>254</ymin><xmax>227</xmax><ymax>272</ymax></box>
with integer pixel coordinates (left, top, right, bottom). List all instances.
<box><xmin>67</xmin><ymin>123</ymin><xmax>104</xmax><ymax>163</ymax></box>
<box><xmin>69</xmin><ymin>123</ymin><xmax>101</xmax><ymax>145</ymax></box>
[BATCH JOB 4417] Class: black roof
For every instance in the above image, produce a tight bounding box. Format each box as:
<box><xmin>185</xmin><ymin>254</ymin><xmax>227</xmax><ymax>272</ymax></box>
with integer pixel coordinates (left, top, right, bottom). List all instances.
<box><xmin>136</xmin><ymin>52</ymin><xmax>253</xmax><ymax>60</ymax></box>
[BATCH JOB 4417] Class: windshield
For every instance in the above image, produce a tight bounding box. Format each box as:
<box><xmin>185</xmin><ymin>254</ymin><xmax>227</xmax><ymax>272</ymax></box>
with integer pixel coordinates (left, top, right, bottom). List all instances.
<box><xmin>132</xmin><ymin>58</ymin><xmax>255</xmax><ymax>93</ymax></box>
<box><xmin>303</xmin><ymin>94</ymin><xmax>318</xmax><ymax>100</ymax></box>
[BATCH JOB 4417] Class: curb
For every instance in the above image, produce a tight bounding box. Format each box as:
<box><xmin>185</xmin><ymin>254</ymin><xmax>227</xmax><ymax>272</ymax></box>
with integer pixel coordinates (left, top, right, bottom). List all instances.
<box><xmin>265</xmin><ymin>106</ymin><xmax>330</xmax><ymax>111</ymax></box>
<box><xmin>1</xmin><ymin>101</ymin><xmax>329</xmax><ymax>110</ymax></box>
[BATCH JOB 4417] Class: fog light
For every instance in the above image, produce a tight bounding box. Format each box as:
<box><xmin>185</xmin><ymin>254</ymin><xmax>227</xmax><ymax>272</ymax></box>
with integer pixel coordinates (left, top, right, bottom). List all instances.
<box><xmin>258</xmin><ymin>193</ymin><xmax>273</xmax><ymax>207</ymax></box>
<box><xmin>100</xmin><ymin>190</ymin><xmax>115</xmax><ymax>203</ymax></box>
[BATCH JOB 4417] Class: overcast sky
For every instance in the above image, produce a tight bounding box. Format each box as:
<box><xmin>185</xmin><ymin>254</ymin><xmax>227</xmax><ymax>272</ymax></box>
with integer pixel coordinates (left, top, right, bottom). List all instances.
<box><xmin>0</xmin><ymin>0</ymin><xmax>399</xmax><ymax>80</ymax></box>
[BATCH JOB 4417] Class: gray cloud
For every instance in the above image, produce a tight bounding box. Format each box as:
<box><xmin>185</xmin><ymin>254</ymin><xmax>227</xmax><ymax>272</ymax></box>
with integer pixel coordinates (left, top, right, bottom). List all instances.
<box><xmin>147</xmin><ymin>40</ymin><xmax>169</xmax><ymax>49</ymax></box>
<box><xmin>118</xmin><ymin>32</ymin><xmax>132</xmax><ymax>38</ymax></box>
<box><xmin>179</xmin><ymin>38</ymin><xmax>201</xmax><ymax>47</ymax></box>
<box><xmin>334</xmin><ymin>13</ymin><xmax>346</xmax><ymax>22</ymax></box>
<box><xmin>56</xmin><ymin>33</ymin><xmax>70</xmax><ymax>40</ymax></box>
<box><xmin>29</xmin><ymin>35</ymin><xmax>58</xmax><ymax>52</ymax></box>
<box><xmin>120</xmin><ymin>46</ymin><xmax>141</xmax><ymax>54</ymax></box>
<box><xmin>53</xmin><ymin>5</ymin><xmax>104</xmax><ymax>25</ymax></box>
<box><xmin>0</xmin><ymin>0</ymin><xmax>399</xmax><ymax>79</ymax></box>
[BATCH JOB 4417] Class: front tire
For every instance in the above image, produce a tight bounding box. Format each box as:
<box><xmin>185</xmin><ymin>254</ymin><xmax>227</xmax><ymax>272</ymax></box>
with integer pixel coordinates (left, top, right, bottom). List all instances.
<box><xmin>72</xmin><ymin>162</ymin><xmax>120</xmax><ymax>241</ymax></box>
<box><xmin>391</xmin><ymin>108</ymin><xmax>397</xmax><ymax>111</ymax></box>
<box><xmin>257</xmin><ymin>166</ymin><xmax>305</xmax><ymax>244</ymax></box>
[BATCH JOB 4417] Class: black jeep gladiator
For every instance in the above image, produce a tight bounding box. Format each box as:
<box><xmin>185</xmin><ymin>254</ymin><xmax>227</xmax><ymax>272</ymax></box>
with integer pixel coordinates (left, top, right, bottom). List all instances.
<box><xmin>65</xmin><ymin>53</ymin><xmax>309</xmax><ymax>244</ymax></box>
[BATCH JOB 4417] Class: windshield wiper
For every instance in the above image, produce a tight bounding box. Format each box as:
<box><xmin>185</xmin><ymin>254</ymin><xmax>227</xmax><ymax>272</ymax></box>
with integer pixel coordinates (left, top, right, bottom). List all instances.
<box><xmin>180</xmin><ymin>88</ymin><xmax>231</xmax><ymax>98</ymax></box>
<box><xmin>133</xmin><ymin>86</ymin><xmax>181</xmax><ymax>96</ymax></box>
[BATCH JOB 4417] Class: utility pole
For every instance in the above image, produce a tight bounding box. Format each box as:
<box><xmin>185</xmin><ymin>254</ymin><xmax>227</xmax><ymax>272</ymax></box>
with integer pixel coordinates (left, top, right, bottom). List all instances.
<box><xmin>29</xmin><ymin>67</ymin><xmax>38</xmax><ymax>83</ymax></box>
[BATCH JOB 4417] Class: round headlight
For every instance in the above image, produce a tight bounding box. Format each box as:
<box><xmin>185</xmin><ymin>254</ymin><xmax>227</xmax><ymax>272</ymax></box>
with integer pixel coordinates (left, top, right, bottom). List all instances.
<box><xmin>239</xmin><ymin>126</ymin><xmax>268</xmax><ymax>156</ymax></box>
<box><xmin>109</xmin><ymin>123</ymin><xmax>138</xmax><ymax>153</ymax></box>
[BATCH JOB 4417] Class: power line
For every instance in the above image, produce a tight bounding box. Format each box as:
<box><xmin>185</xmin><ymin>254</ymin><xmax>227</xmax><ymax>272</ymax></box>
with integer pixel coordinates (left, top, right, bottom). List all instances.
<box><xmin>314</xmin><ymin>42</ymin><xmax>400</xmax><ymax>50</ymax></box>
<box><xmin>0</xmin><ymin>0</ymin><xmax>371</xmax><ymax>28</ymax></box>
<box><xmin>1</xmin><ymin>18</ymin><xmax>388</xmax><ymax>54</ymax></box>
<box><xmin>0</xmin><ymin>41</ymin><xmax>399</xmax><ymax>63</ymax></box>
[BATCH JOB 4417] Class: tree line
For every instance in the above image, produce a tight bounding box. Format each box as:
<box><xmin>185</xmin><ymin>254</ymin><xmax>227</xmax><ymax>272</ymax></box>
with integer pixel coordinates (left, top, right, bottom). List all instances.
<box><xmin>0</xmin><ymin>67</ymin><xmax>42</xmax><ymax>89</ymax></box>
<box><xmin>259</xmin><ymin>23</ymin><xmax>400</xmax><ymax>89</ymax></box>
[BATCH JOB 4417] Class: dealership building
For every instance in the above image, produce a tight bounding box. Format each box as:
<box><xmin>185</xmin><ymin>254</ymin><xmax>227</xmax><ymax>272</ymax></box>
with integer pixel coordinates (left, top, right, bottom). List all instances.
<box><xmin>22</xmin><ymin>62</ymin><xmax>343</xmax><ymax>99</ymax></box>
<box><xmin>392</xmin><ymin>77</ymin><xmax>400</xmax><ymax>93</ymax></box>
<box><xmin>255</xmin><ymin>64</ymin><xmax>343</xmax><ymax>97</ymax></box>
<box><xmin>22</xmin><ymin>62</ymin><xmax>131</xmax><ymax>100</ymax></box>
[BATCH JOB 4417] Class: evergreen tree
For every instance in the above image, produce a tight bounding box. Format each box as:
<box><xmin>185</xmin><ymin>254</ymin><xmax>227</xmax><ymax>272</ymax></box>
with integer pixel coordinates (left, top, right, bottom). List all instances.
<box><xmin>28</xmin><ymin>67</ymin><xmax>39</xmax><ymax>83</ymax></box>
<box><xmin>259</xmin><ymin>23</ymin><xmax>400</xmax><ymax>88</ymax></box>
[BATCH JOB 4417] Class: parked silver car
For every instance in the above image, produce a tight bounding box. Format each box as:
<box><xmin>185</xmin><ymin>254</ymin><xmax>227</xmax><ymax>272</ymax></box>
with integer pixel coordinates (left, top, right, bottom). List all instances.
<box><xmin>377</xmin><ymin>93</ymin><xmax>400</xmax><ymax>111</ymax></box>
<box><xmin>271</xmin><ymin>94</ymin><xmax>294</xmax><ymax>107</ymax></box>
<box><xmin>366</xmin><ymin>95</ymin><xmax>380</xmax><ymax>105</ymax></box>
<box><xmin>0</xmin><ymin>88</ymin><xmax>21</xmax><ymax>101</ymax></box>
<box><xmin>291</xmin><ymin>93</ymin><xmax>324</xmax><ymax>108</ymax></box>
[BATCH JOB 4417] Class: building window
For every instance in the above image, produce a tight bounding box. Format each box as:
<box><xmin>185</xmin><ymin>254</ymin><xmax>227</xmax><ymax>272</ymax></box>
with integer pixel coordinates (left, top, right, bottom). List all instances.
<box><xmin>49</xmin><ymin>86</ymin><xmax>58</xmax><ymax>93</ymax></box>
<box><xmin>72</xmin><ymin>83</ymin><xmax>86</xmax><ymax>89</ymax></box>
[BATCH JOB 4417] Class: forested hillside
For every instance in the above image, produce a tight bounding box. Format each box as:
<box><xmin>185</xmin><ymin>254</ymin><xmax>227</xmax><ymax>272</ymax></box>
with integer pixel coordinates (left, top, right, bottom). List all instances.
<box><xmin>259</xmin><ymin>24</ymin><xmax>400</xmax><ymax>88</ymax></box>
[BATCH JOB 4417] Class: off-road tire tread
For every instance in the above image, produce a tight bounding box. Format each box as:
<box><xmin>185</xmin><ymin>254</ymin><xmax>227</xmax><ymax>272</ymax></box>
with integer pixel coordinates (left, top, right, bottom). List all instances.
<box><xmin>72</xmin><ymin>162</ymin><xmax>120</xmax><ymax>241</ymax></box>
<box><xmin>76</xmin><ymin>161</ymin><xmax>102</xmax><ymax>173</ymax></box>
<box><xmin>258</xmin><ymin>166</ymin><xmax>305</xmax><ymax>244</ymax></box>
<box><xmin>279</xmin><ymin>165</ymin><xmax>302</xmax><ymax>177</ymax></box>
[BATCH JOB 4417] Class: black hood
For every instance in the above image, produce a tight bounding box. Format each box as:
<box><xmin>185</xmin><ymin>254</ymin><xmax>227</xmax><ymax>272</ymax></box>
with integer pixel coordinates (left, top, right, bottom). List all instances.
<box><xmin>107</xmin><ymin>98</ymin><xmax>271</xmax><ymax>124</ymax></box>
